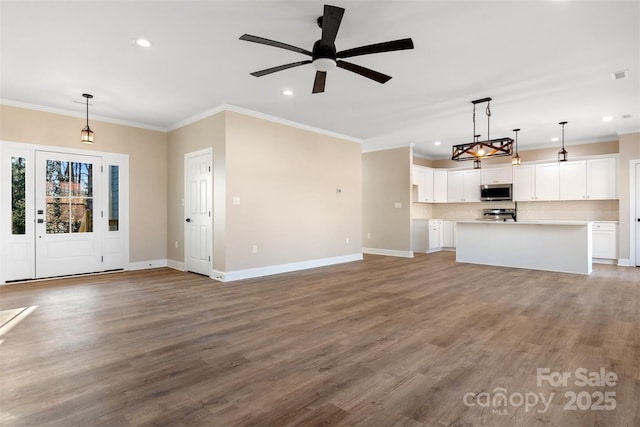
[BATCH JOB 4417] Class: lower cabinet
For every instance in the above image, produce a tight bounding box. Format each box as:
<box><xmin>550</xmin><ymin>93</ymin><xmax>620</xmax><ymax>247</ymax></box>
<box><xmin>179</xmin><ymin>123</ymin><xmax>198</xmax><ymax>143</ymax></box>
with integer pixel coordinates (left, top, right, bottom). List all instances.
<box><xmin>443</xmin><ymin>220</ymin><xmax>456</xmax><ymax>248</ymax></box>
<box><xmin>592</xmin><ymin>222</ymin><xmax>617</xmax><ymax>260</ymax></box>
<box><xmin>428</xmin><ymin>219</ymin><xmax>443</xmax><ymax>252</ymax></box>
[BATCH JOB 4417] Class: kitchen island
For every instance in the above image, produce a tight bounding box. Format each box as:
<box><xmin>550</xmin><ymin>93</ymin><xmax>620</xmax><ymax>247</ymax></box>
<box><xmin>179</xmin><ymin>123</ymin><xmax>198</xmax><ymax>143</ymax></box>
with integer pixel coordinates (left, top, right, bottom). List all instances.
<box><xmin>456</xmin><ymin>220</ymin><xmax>593</xmax><ymax>275</ymax></box>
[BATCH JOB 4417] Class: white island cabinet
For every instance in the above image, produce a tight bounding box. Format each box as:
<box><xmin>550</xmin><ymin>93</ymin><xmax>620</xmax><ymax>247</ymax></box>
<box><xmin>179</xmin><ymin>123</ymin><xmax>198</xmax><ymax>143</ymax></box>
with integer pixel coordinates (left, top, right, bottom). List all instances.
<box><xmin>456</xmin><ymin>221</ymin><xmax>593</xmax><ymax>275</ymax></box>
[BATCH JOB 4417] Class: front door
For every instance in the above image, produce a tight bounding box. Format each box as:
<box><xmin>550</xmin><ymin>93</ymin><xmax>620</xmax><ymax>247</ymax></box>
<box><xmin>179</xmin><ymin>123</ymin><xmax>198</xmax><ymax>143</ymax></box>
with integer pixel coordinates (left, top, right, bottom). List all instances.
<box><xmin>185</xmin><ymin>150</ymin><xmax>212</xmax><ymax>276</ymax></box>
<box><xmin>35</xmin><ymin>151</ymin><xmax>102</xmax><ymax>278</ymax></box>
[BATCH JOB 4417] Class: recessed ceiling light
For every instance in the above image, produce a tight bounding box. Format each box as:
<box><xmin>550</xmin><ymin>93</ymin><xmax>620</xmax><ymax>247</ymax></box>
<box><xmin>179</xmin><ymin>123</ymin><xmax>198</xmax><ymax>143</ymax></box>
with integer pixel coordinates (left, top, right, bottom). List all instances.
<box><xmin>282</xmin><ymin>89</ymin><xmax>294</xmax><ymax>96</ymax></box>
<box><xmin>602</xmin><ymin>115</ymin><xmax>613</xmax><ymax>122</ymax></box>
<box><xmin>622</xmin><ymin>114</ymin><xmax>632</xmax><ymax>119</ymax></box>
<box><xmin>551</xmin><ymin>137</ymin><xmax>559</xmax><ymax>142</ymax></box>
<box><xmin>133</xmin><ymin>38</ymin><xmax>152</xmax><ymax>48</ymax></box>
<box><xmin>434</xmin><ymin>141</ymin><xmax>441</xmax><ymax>146</ymax></box>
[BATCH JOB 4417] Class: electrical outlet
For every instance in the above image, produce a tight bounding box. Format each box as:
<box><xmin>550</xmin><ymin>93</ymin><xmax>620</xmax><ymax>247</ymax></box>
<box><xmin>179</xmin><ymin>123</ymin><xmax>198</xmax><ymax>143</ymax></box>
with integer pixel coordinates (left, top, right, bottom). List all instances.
<box><xmin>367</xmin><ymin>233</ymin><xmax>371</xmax><ymax>239</ymax></box>
<box><xmin>252</xmin><ymin>245</ymin><xmax>258</xmax><ymax>254</ymax></box>
<box><xmin>345</xmin><ymin>237</ymin><xmax>349</xmax><ymax>244</ymax></box>
<box><xmin>174</xmin><ymin>241</ymin><xmax>178</xmax><ymax>249</ymax></box>
<box><xmin>395</xmin><ymin>202</ymin><xmax>402</xmax><ymax>208</ymax></box>
<box><xmin>233</xmin><ymin>196</ymin><xmax>241</xmax><ymax>205</ymax></box>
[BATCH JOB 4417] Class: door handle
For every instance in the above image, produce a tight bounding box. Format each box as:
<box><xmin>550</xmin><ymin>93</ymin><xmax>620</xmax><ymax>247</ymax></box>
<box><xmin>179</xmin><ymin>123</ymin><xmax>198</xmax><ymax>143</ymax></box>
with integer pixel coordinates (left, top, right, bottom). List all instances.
<box><xmin>185</xmin><ymin>218</ymin><xmax>191</xmax><ymax>222</ymax></box>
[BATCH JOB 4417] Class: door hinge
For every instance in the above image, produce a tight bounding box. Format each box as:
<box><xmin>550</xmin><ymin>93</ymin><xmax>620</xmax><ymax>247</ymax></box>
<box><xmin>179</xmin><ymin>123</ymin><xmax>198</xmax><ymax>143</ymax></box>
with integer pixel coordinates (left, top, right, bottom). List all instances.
<box><xmin>209</xmin><ymin>256</ymin><xmax>211</xmax><ymax>262</ymax></box>
<box><xmin>208</xmin><ymin>166</ymin><xmax>211</xmax><ymax>172</ymax></box>
<box><xmin>209</xmin><ymin>211</ymin><xmax>211</xmax><ymax>217</ymax></box>
<box><xmin>101</xmin><ymin>211</ymin><xmax>104</xmax><ymax>218</ymax></box>
<box><xmin>101</xmin><ymin>165</ymin><xmax>104</xmax><ymax>173</ymax></box>
<box><xmin>101</xmin><ymin>256</ymin><xmax>104</xmax><ymax>262</ymax></box>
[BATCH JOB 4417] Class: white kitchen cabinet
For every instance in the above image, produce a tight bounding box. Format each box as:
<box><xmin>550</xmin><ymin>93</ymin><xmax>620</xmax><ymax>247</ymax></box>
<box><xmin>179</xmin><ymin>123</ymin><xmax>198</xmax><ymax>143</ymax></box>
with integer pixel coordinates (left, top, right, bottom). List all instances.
<box><xmin>587</xmin><ymin>157</ymin><xmax>617</xmax><ymax>199</ymax></box>
<box><xmin>560</xmin><ymin>158</ymin><xmax>617</xmax><ymax>200</ymax></box>
<box><xmin>428</xmin><ymin>219</ymin><xmax>443</xmax><ymax>251</ymax></box>
<box><xmin>433</xmin><ymin>170</ymin><xmax>448</xmax><ymax>203</ymax></box>
<box><xmin>592</xmin><ymin>222</ymin><xmax>617</xmax><ymax>260</ymax></box>
<box><xmin>481</xmin><ymin>166</ymin><xmax>513</xmax><ymax>185</ymax></box>
<box><xmin>447</xmin><ymin>170</ymin><xmax>481</xmax><ymax>202</ymax></box>
<box><xmin>513</xmin><ymin>163</ymin><xmax>559</xmax><ymax>201</ymax></box>
<box><xmin>560</xmin><ymin>161</ymin><xmax>587</xmax><ymax>200</ymax></box>
<box><xmin>413</xmin><ymin>165</ymin><xmax>434</xmax><ymax>203</ymax></box>
<box><xmin>535</xmin><ymin>163</ymin><xmax>560</xmax><ymax>200</ymax></box>
<box><xmin>443</xmin><ymin>220</ymin><xmax>456</xmax><ymax>248</ymax></box>
<box><xmin>411</xmin><ymin>219</ymin><xmax>429</xmax><ymax>253</ymax></box>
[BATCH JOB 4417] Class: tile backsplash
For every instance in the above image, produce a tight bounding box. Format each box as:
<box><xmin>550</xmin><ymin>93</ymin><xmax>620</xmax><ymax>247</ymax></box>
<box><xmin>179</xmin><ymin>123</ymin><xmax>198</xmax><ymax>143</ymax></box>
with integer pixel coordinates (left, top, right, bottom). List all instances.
<box><xmin>412</xmin><ymin>200</ymin><xmax>618</xmax><ymax>221</ymax></box>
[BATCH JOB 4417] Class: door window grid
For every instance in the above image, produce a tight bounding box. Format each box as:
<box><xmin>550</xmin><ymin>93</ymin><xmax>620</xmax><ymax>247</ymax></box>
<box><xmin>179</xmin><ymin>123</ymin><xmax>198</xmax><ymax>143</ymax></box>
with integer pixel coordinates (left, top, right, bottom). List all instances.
<box><xmin>11</xmin><ymin>156</ymin><xmax>26</xmax><ymax>235</ymax></box>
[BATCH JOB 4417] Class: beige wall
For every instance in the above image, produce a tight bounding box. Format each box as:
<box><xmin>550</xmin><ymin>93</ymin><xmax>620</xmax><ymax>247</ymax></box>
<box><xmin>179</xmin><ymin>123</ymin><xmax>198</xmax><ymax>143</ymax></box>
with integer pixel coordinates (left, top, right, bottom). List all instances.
<box><xmin>618</xmin><ymin>132</ymin><xmax>640</xmax><ymax>260</ymax></box>
<box><xmin>431</xmin><ymin>140</ymin><xmax>619</xmax><ymax>168</ymax></box>
<box><xmin>0</xmin><ymin>105</ymin><xmax>168</xmax><ymax>262</ymax></box>
<box><xmin>224</xmin><ymin>112</ymin><xmax>362</xmax><ymax>271</ymax></box>
<box><xmin>363</xmin><ymin>147</ymin><xmax>412</xmax><ymax>252</ymax></box>
<box><xmin>166</xmin><ymin>112</ymin><xmax>226</xmax><ymax>270</ymax></box>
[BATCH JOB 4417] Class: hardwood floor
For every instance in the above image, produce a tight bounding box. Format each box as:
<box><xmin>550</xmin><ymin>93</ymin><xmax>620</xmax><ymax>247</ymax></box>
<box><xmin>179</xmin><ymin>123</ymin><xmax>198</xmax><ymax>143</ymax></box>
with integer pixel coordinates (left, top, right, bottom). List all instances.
<box><xmin>1</xmin><ymin>253</ymin><xmax>639</xmax><ymax>426</ymax></box>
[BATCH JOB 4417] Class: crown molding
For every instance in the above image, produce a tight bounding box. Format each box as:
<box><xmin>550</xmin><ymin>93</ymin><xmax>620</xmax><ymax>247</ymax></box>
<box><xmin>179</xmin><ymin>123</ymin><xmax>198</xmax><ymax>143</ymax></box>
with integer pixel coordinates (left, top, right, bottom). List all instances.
<box><xmin>617</xmin><ymin>129</ymin><xmax>640</xmax><ymax>136</ymax></box>
<box><xmin>0</xmin><ymin>98</ymin><xmax>166</xmax><ymax>132</ymax></box>
<box><xmin>169</xmin><ymin>104</ymin><xmax>363</xmax><ymax>144</ymax></box>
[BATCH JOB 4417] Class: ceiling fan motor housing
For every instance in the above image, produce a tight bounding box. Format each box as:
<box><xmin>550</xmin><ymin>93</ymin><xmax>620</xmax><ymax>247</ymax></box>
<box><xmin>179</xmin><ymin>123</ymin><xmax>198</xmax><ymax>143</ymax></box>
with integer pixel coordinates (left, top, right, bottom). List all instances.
<box><xmin>312</xmin><ymin>40</ymin><xmax>337</xmax><ymax>71</ymax></box>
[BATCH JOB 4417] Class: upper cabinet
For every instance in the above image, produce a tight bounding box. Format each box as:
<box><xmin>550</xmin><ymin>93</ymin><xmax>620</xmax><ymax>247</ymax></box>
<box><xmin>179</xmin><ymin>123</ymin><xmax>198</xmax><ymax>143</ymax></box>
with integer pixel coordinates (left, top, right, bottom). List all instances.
<box><xmin>433</xmin><ymin>170</ymin><xmax>448</xmax><ymax>203</ymax></box>
<box><xmin>448</xmin><ymin>170</ymin><xmax>481</xmax><ymax>203</ymax></box>
<box><xmin>559</xmin><ymin>157</ymin><xmax>617</xmax><ymax>200</ymax></box>
<box><xmin>481</xmin><ymin>166</ymin><xmax>513</xmax><ymax>185</ymax></box>
<box><xmin>513</xmin><ymin>163</ymin><xmax>559</xmax><ymax>201</ymax></box>
<box><xmin>413</xmin><ymin>165</ymin><xmax>434</xmax><ymax>203</ymax></box>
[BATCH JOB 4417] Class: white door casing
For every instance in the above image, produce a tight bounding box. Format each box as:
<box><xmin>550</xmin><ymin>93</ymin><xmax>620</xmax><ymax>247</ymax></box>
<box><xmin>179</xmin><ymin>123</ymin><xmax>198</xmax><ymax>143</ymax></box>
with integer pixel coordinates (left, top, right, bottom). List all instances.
<box><xmin>1</xmin><ymin>141</ymin><xmax>129</xmax><ymax>284</ymax></box>
<box><xmin>185</xmin><ymin>149</ymin><xmax>212</xmax><ymax>276</ymax></box>
<box><xmin>635</xmin><ymin>162</ymin><xmax>640</xmax><ymax>266</ymax></box>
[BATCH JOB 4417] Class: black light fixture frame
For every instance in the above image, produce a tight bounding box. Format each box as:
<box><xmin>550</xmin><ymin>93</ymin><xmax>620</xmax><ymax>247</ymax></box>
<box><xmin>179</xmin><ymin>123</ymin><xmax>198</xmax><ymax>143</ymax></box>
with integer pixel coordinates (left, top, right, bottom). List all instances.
<box><xmin>558</xmin><ymin>121</ymin><xmax>568</xmax><ymax>162</ymax></box>
<box><xmin>452</xmin><ymin>97</ymin><xmax>513</xmax><ymax>162</ymax></box>
<box><xmin>80</xmin><ymin>93</ymin><xmax>94</xmax><ymax>145</ymax></box>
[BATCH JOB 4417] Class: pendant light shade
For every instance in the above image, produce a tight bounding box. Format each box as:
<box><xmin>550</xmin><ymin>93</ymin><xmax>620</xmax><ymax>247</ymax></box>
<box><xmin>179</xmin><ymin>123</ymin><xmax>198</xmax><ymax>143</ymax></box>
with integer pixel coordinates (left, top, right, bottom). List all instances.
<box><xmin>511</xmin><ymin>128</ymin><xmax>522</xmax><ymax>166</ymax></box>
<box><xmin>81</xmin><ymin>93</ymin><xmax>94</xmax><ymax>145</ymax></box>
<box><xmin>557</xmin><ymin>121</ymin><xmax>568</xmax><ymax>162</ymax></box>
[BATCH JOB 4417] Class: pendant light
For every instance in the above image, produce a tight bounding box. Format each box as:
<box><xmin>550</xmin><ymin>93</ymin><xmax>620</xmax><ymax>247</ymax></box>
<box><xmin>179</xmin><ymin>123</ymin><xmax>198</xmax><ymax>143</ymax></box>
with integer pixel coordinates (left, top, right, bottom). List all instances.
<box><xmin>557</xmin><ymin>121</ymin><xmax>568</xmax><ymax>162</ymax></box>
<box><xmin>451</xmin><ymin>97</ymin><xmax>513</xmax><ymax>162</ymax></box>
<box><xmin>512</xmin><ymin>128</ymin><xmax>522</xmax><ymax>166</ymax></box>
<box><xmin>81</xmin><ymin>93</ymin><xmax>94</xmax><ymax>145</ymax></box>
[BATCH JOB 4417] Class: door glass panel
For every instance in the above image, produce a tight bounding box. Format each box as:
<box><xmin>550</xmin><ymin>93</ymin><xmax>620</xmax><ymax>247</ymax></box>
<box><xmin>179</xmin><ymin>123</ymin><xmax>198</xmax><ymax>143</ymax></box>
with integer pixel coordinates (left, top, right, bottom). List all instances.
<box><xmin>45</xmin><ymin>160</ymin><xmax>93</xmax><ymax>234</ymax></box>
<box><xmin>108</xmin><ymin>165</ymin><xmax>119</xmax><ymax>231</ymax></box>
<box><xmin>11</xmin><ymin>156</ymin><xmax>26</xmax><ymax>235</ymax></box>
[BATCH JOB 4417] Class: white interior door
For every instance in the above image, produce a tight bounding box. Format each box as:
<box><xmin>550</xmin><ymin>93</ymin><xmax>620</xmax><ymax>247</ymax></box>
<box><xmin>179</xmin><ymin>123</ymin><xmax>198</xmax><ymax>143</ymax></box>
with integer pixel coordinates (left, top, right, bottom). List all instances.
<box><xmin>185</xmin><ymin>150</ymin><xmax>212</xmax><ymax>276</ymax></box>
<box><xmin>35</xmin><ymin>151</ymin><xmax>102</xmax><ymax>278</ymax></box>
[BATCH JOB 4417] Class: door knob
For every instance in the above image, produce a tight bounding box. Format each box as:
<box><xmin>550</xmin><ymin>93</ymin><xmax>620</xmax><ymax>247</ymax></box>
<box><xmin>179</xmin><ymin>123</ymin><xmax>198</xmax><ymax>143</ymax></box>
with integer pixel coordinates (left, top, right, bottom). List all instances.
<box><xmin>185</xmin><ymin>218</ymin><xmax>191</xmax><ymax>222</ymax></box>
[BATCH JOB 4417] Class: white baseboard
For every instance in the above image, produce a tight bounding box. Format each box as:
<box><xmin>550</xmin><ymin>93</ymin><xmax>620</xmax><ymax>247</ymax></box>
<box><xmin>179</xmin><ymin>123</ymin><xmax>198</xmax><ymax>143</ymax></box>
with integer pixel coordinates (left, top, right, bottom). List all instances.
<box><xmin>593</xmin><ymin>258</ymin><xmax>617</xmax><ymax>265</ymax></box>
<box><xmin>211</xmin><ymin>253</ymin><xmax>363</xmax><ymax>282</ymax></box>
<box><xmin>363</xmin><ymin>248</ymin><xmax>414</xmax><ymax>258</ymax></box>
<box><xmin>128</xmin><ymin>259</ymin><xmax>168</xmax><ymax>270</ymax></box>
<box><xmin>167</xmin><ymin>260</ymin><xmax>186</xmax><ymax>271</ymax></box>
<box><xmin>617</xmin><ymin>258</ymin><xmax>635</xmax><ymax>267</ymax></box>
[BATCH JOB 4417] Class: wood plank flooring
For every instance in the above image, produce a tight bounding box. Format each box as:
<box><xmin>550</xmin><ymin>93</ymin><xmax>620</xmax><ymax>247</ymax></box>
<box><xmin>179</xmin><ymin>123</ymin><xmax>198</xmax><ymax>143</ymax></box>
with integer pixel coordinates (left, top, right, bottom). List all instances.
<box><xmin>0</xmin><ymin>253</ymin><xmax>639</xmax><ymax>426</ymax></box>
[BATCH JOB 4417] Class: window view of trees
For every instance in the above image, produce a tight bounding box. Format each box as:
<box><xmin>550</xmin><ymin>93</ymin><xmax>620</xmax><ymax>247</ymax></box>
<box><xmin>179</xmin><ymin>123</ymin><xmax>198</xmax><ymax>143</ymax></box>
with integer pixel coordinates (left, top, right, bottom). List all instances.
<box><xmin>45</xmin><ymin>160</ymin><xmax>93</xmax><ymax>234</ymax></box>
<box><xmin>11</xmin><ymin>157</ymin><xmax>26</xmax><ymax>235</ymax></box>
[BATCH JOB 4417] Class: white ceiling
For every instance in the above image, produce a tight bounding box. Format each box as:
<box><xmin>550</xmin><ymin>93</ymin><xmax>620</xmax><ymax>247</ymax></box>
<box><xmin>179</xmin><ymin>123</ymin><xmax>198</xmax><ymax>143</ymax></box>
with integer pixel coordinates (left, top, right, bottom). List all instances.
<box><xmin>1</xmin><ymin>1</ymin><xmax>638</xmax><ymax>159</ymax></box>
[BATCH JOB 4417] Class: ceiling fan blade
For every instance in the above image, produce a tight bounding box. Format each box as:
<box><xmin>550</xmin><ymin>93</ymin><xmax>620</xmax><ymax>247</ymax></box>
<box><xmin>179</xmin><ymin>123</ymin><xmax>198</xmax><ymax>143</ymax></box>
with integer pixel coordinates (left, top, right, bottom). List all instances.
<box><xmin>239</xmin><ymin>34</ymin><xmax>313</xmax><ymax>56</ymax></box>
<box><xmin>250</xmin><ymin>60</ymin><xmax>312</xmax><ymax>77</ymax></box>
<box><xmin>337</xmin><ymin>38</ymin><xmax>414</xmax><ymax>59</ymax></box>
<box><xmin>337</xmin><ymin>60</ymin><xmax>392</xmax><ymax>84</ymax></box>
<box><xmin>312</xmin><ymin>71</ymin><xmax>327</xmax><ymax>93</ymax></box>
<box><xmin>321</xmin><ymin>5</ymin><xmax>345</xmax><ymax>46</ymax></box>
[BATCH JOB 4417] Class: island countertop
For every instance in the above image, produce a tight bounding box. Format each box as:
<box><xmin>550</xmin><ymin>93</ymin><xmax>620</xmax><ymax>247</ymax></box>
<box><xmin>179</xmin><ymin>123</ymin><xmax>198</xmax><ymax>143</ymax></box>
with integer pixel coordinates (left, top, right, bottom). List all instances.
<box><xmin>456</xmin><ymin>220</ymin><xmax>593</xmax><ymax>275</ymax></box>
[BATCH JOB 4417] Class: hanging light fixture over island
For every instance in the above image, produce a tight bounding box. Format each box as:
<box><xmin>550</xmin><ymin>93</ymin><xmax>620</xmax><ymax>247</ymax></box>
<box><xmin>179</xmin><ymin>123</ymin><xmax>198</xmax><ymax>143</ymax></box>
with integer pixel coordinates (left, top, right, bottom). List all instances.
<box><xmin>80</xmin><ymin>93</ymin><xmax>94</xmax><ymax>145</ymax></box>
<box><xmin>451</xmin><ymin>97</ymin><xmax>513</xmax><ymax>168</ymax></box>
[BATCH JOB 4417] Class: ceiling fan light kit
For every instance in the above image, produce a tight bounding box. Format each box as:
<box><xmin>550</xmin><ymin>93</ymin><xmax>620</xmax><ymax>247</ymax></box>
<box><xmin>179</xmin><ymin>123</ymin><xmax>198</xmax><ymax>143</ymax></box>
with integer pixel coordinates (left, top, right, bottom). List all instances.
<box><xmin>451</xmin><ymin>97</ymin><xmax>514</xmax><ymax>166</ymax></box>
<box><xmin>558</xmin><ymin>121</ymin><xmax>568</xmax><ymax>162</ymax></box>
<box><xmin>239</xmin><ymin>4</ymin><xmax>414</xmax><ymax>93</ymax></box>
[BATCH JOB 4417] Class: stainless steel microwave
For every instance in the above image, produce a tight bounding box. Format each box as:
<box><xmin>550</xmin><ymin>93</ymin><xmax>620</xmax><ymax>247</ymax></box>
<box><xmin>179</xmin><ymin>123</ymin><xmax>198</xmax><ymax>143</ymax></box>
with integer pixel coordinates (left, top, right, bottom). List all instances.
<box><xmin>480</xmin><ymin>184</ymin><xmax>512</xmax><ymax>201</ymax></box>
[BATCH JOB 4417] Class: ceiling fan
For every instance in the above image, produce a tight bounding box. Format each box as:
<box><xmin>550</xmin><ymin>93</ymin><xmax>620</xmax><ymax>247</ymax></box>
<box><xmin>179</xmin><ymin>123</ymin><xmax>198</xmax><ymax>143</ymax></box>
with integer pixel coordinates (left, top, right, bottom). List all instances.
<box><xmin>239</xmin><ymin>4</ymin><xmax>414</xmax><ymax>93</ymax></box>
